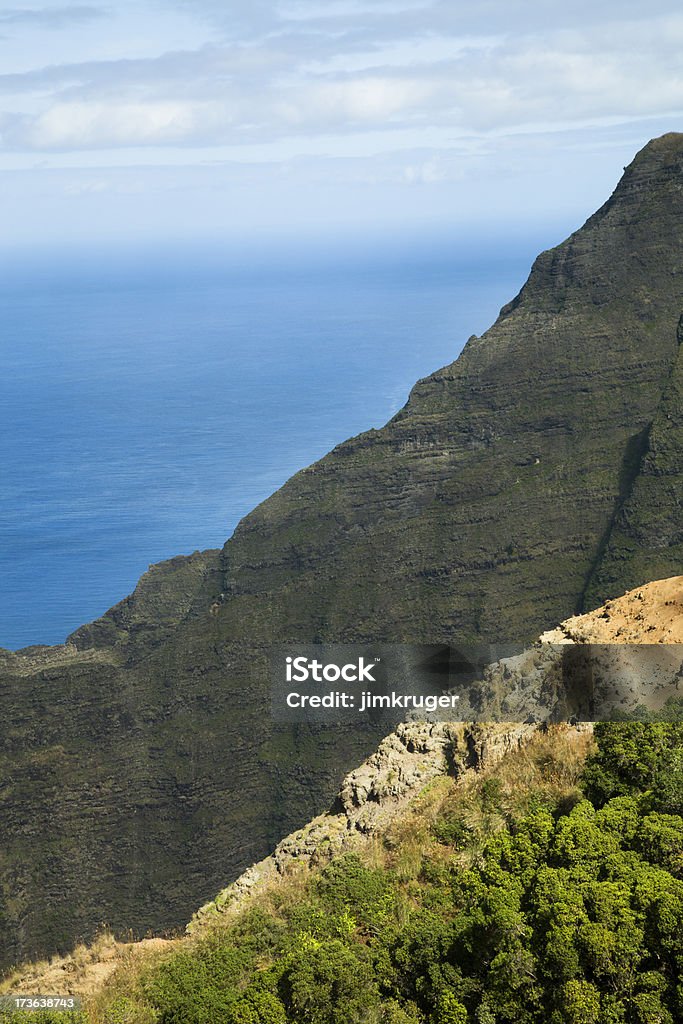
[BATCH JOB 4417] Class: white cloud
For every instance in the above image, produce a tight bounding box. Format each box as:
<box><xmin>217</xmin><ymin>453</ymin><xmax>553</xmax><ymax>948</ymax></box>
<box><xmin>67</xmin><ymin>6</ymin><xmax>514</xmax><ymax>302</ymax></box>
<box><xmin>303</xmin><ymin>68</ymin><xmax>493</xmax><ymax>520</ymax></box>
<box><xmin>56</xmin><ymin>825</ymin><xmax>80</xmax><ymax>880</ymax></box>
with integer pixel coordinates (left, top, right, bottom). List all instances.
<box><xmin>14</xmin><ymin>100</ymin><xmax>223</xmax><ymax>148</ymax></box>
<box><xmin>7</xmin><ymin>2</ymin><xmax>683</xmax><ymax>247</ymax></box>
<box><xmin>0</xmin><ymin>0</ymin><xmax>682</xmax><ymax>252</ymax></box>
<box><xmin>402</xmin><ymin>157</ymin><xmax>449</xmax><ymax>184</ymax></box>
<box><xmin>1</xmin><ymin>5</ymin><xmax>683</xmax><ymax>155</ymax></box>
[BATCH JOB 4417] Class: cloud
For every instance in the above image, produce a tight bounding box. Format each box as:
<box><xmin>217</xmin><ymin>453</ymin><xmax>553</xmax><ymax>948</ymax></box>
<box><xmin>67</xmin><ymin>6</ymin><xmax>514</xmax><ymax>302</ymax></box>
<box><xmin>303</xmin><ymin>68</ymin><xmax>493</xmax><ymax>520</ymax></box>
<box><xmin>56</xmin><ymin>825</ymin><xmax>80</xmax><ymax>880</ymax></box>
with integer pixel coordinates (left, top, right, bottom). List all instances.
<box><xmin>166</xmin><ymin>0</ymin><xmax>683</xmax><ymax>44</ymax></box>
<box><xmin>0</xmin><ymin>6</ymin><xmax>105</xmax><ymax>29</ymax></box>
<box><xmin>5</xmin><ymin>115</ymin><xmax>682</xmax><ymax>250</ymax></box>
<box><xmin>1</xmin><ymin>2</ymin><xmax>683</xmax><ymax>153</ymax></box>
<box><xmin>10</xmin><ymin>100</ymin><xmax>222</xmax><ymax>148</ymax></box>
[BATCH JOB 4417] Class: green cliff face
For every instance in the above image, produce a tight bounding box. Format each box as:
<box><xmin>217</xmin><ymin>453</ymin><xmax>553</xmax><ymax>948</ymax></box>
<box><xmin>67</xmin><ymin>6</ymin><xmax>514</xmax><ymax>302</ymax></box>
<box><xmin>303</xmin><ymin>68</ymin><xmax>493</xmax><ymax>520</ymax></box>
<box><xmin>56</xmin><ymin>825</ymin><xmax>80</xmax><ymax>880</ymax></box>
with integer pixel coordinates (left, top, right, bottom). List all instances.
<box><xmin>582</xmin><ymin>325</ymin><xmax>683</xmax><ymax>607</ymax></box>
<box><xmin>1</xmin><ymin>134</ymin><xmax>682</xmax><ymax>970</ymax></box>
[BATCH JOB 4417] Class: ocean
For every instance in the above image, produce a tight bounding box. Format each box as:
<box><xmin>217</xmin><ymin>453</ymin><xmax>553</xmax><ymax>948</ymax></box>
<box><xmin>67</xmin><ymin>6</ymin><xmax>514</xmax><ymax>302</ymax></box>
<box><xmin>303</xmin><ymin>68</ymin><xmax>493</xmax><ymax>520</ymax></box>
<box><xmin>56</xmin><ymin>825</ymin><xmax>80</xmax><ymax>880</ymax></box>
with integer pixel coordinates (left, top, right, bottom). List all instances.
<box><xmin>0</xmin><ymin>235</ymin><xmax>539</xmax><ymax>649</ymax></box>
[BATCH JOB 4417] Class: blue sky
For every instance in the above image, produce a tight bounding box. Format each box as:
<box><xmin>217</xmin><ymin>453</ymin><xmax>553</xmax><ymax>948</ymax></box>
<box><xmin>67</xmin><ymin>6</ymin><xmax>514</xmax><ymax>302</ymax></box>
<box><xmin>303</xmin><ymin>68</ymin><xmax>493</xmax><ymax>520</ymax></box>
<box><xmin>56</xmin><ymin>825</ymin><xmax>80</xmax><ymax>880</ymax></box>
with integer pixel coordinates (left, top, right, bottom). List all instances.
<box><xmin>2</xmin><ymin>0</ymin><xmax>683</xmax><ymax>246</ymax></box>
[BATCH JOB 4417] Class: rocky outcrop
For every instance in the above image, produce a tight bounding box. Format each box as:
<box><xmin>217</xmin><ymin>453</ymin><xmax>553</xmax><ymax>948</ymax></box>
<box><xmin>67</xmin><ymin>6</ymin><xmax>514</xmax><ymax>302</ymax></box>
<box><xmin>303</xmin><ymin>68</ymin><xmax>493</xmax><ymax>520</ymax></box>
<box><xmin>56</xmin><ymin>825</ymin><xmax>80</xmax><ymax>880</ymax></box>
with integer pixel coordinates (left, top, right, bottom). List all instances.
<box><xmin>545</xmin><ymin>575</ymin><xmax>683</xmax><ymax>644</ymax></box>
<box><xmin>188</xmin><ymin>720</ymin><xmax>540</xmax><ymax>933</ymax></box>
<box><xmin>2</xmin><ymin>135</ymin><xmax>683</xmax><ymax>968</ymax></box>
<box><xmin>465</xmin><ymin>578</ymin><xmax>683</xmax><ymax>722</ymax></box>
<box><xmin>190</xmin><ymin>576</ymin><xmax>682</xmax><ymax>933</ymax></box>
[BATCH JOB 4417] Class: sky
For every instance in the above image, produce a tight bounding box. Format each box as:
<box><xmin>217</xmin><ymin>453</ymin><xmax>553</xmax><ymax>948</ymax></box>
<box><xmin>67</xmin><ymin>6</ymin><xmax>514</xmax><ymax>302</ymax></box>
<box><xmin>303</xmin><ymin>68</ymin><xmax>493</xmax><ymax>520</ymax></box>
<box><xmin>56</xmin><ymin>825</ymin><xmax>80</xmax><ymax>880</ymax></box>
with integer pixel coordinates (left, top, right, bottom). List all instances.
<box><xmin>1</xmin><ymin>0</ymin><xmax>683</xmax><ymax>248</ymax></box>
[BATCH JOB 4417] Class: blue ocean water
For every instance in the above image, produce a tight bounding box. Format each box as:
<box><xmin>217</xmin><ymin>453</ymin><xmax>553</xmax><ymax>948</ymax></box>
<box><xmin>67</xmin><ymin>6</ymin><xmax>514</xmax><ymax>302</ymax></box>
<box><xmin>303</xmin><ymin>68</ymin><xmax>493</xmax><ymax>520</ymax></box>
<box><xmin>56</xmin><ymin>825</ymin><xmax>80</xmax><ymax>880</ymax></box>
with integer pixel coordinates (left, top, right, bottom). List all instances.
<box><xmin>0</xmin><ymin>236</ymin><xmax>538</xmax><ymax>649</ymax></box>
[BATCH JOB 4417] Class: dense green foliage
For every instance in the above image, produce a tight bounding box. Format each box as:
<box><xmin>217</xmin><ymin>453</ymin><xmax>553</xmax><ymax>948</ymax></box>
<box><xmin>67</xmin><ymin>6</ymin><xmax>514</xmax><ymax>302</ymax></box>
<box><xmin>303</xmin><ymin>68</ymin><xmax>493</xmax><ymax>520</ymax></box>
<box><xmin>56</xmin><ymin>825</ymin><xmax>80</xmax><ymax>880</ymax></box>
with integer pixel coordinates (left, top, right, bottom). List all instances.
<box><xmin>582</xmin><ymin>722</ymin><xmax>683</xmax><ymax>815</ymax></box>
<box><xmin>0</xmin><ymin>1010</ymin><xmax>87</xmax><ymax>1024</ymax></box>
<box><xmin>103</xmin><ymin>724</ymin><xmax>682</xmax><ymax>1024</ymax></box>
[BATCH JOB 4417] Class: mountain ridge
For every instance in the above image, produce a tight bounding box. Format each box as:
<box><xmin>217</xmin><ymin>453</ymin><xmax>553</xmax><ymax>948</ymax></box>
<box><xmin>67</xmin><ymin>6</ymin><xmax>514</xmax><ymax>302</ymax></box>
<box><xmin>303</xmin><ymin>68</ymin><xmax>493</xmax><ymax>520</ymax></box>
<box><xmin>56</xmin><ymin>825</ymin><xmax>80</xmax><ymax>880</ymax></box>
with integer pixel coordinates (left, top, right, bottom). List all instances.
<box><xmin>1</xmin><ymin>133</ymin><xmax>682</xmax><ymax>968</ymax></box>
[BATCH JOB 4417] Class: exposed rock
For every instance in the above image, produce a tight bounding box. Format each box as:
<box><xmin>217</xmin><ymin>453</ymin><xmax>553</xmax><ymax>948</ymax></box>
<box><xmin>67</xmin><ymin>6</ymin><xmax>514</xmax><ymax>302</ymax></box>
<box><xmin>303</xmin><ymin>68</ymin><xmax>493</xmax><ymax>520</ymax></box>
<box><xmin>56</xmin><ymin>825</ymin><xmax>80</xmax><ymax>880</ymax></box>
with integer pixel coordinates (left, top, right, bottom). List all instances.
<box><xmin>471</xmin><ymin>578</ymin><xmax>683</xmax><ymax>722</ymax></box>
<box><xmin>545</xmin><ymin>575</ymin><xmax>683</xmax><ymax>644</ymax></box>
<box><xmin>188</xmin><ymin>720</ymin><xmax>540</xmax><ymax>932</ymax></box>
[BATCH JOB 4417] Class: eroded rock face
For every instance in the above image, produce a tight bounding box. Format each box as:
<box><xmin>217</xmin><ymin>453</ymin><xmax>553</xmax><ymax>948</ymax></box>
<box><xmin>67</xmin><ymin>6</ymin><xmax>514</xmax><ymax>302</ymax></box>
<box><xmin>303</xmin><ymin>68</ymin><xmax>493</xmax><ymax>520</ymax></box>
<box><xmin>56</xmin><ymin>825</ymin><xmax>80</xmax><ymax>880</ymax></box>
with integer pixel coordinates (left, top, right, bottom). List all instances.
<box><xmin>337</xmin><ymin>722</ymin><xmax>463</xmax><ymax>818</ymax></box>
<box><xmin>466</xmin><ymin>578</ymin><xmax>683</xmax><ymax>722</ymax></box>
<box><xmin>2</xmin><ymin>135</ymin><xmax>683</xmax><ymax>968</ymax></box>
<box><xmin>189</xmin><ymin>720</ymin><xmax>540</xmax><ymax>932</ymax></box>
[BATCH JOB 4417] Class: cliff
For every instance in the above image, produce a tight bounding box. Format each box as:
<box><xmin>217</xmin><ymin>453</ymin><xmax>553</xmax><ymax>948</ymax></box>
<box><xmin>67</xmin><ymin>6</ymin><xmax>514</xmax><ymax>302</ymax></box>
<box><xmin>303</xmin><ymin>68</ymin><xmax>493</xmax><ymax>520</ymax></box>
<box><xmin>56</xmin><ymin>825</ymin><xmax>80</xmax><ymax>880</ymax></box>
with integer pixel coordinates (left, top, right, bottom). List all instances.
<box><xmin>1</xmin><ymin>577</ymin><xmax>680</xmax><ymax>1004</ymax></box>
<box><xmin>1</xmin><ymin>135</ymin><xmax>683</xmax><ymax>968</ymax></box>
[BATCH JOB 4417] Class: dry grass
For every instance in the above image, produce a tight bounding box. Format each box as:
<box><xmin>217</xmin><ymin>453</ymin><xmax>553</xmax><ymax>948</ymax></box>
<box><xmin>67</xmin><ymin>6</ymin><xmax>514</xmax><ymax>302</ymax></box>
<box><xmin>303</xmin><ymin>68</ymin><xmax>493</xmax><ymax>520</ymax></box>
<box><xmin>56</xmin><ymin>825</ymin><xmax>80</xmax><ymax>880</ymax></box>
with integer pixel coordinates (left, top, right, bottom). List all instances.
<box><xmin>379</xmin><ymin>724</ymin><xmax>594</xmax><ymax>878</ymax></box>
<box><xmin>1</xmin><ymin>927</ymin><xmax>178</xmax><ymax>1024</ymax></box>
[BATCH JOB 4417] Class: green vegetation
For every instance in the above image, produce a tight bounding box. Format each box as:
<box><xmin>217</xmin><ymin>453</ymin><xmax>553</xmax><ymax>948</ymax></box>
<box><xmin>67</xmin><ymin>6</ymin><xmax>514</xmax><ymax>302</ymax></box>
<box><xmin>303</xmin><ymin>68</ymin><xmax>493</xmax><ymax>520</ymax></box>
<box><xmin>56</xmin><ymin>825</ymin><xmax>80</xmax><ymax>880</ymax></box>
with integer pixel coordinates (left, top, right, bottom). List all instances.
<box><xmin>0</xmin><ymin>1010</ymin><xmax>87</xmax><ymax>1024</ymax></box>
<box><xmin>582</xmin><ymin>722</ymin><xmax>683</xmax><ymax>813</ymax></box>
<box><xmin>82</xmin><ymin>724</ymin><xmax>680</xmax><ymax>1024</ymax></box>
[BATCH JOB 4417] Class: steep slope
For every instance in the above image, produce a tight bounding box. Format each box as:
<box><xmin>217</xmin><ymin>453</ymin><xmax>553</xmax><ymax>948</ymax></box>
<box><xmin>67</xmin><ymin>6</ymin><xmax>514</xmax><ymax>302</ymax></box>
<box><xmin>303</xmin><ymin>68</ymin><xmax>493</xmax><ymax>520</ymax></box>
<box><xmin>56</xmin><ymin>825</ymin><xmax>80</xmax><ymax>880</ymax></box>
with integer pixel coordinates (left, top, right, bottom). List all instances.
<box><xmin>4</xmin><ymin>577</ymin><xmax>680</xmax><ymax>1009</ymax></box>
<box><xmin>203</xmin><ymin>132</ymin><xmax>683</xmax><ymax>644</ymax></box>
<box><xmin>583</xmin><ymin>337</ymin><xmax>683</xmax><ymax>607</ymax></box>
<box><xmin>117</xmin><ymin>717</ymin><xmax>682</xmax><ymax>1024</ymax></box>
<box><xmin>2</xmin><ymin>135</ymin><xmax>683</xmax><ymax>969</ymax></box>
<box><xmin>1</xmin><ymin>723</ymin><xmax>592</xmax><ymax>1011</ymax></box>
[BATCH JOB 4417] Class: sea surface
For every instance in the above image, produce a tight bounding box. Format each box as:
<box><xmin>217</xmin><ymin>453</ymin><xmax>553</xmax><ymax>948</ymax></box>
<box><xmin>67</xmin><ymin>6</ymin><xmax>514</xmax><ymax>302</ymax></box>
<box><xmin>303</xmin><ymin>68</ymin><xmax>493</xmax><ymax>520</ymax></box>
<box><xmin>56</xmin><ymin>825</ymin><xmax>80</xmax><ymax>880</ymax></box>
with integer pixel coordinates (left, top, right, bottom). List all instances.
<box><xmin>0</xmin><ymin>235</ymin><xmax>539</xmax><ymax>649</ymax></box>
